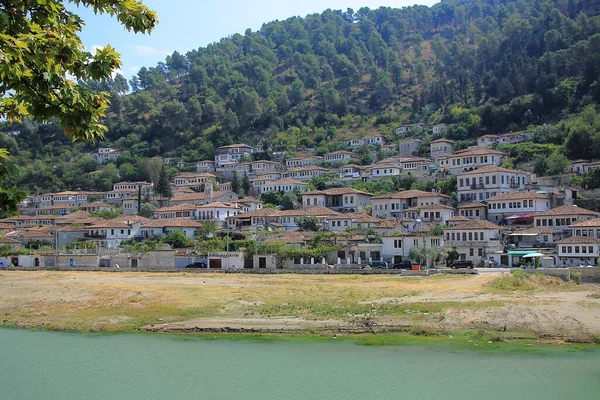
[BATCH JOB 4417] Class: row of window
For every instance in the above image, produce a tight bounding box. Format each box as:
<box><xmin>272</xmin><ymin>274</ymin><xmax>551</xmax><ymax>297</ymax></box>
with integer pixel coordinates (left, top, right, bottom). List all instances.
<box><xmin>460</xmin><ymin>209</ymin><xmax>481</xmax><ymax>217</ymax></box>
<box><xmin>488</xmin><ymin>200</ymin><xmax>536</xmax><ymax>210</ymax></box>
<box><xmin>536</xmin><ymin>218</ymin><xmax>579</xmax><ymax>227</ymax></box>
<box><xmin>452</xmin><ymin>156</ymin><xmax>490</xmax><ymax>166</ymax></box>
<box><xmin>458</xmin><ymin>175</ymin><xmax>524</xmax><ymax>188</ymax></box>
<box><xmin>445</xmin><ymin>231</ymin><xmax>488</xmax><ymax>241</ymax></box>
<box><xmin>561</xmin><ymin>246</ymin><xmax>596</xmax><ymax>254</ymax></box>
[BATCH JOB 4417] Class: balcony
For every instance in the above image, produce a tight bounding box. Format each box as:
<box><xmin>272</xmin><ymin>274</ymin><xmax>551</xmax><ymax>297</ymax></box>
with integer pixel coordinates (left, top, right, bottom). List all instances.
<box><xmin>470</xmin><ymin>184</ymin><xmax>484</xmax><ymax>189</ymax></box>
<box><xmin>510</xmin><ymin>183</ymin><xmax>520</xmax><ymax>188</ymax></box>
<box><xmin>84</xmin><ymin>233</ymin><xmax>107</xmax><ymax>239</ymax></box>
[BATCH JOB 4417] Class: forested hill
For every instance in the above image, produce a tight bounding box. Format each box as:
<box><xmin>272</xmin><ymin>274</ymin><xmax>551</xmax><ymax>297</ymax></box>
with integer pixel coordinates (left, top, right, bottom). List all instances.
<box><xmin>4</xmin><ymin>0</ymin><xmax>600</xmax><ymax>193</ymax></box>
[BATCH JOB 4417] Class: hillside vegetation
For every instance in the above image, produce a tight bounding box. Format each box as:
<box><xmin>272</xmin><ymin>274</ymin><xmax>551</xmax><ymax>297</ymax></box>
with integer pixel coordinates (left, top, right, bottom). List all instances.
<box><xmin>3</xmin><ymin>0</ymin><xmax>600</xmax><ymax>193</ymax></box>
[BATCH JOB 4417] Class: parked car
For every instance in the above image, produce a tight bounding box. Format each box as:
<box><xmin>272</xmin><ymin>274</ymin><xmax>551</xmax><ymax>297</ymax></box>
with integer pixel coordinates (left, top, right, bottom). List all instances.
<box><xmin>368</xmin><ymin>261</ymin><xmax>388</xmax><ymax>269</ymax></box>
<box><xmin>184</xmin><ymin>261</ymin><xmax>207</xmax><ymax>269</ymax></box>
<box><xmin>451</xmin><ymin>260</ymin><xmax>474</xmax><ymax>269</ymax></box>
<box><xmin>392</xmin><ymin>260</ymin><xmax>414</xmax><ymax>269</ymax></box>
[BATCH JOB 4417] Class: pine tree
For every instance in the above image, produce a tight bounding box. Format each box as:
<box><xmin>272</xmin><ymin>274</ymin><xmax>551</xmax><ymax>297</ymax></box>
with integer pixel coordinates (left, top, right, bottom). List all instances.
<box><xmin>231</xmin><ymin>171</ymin><xmax>240</xmax><ymax>194</ymax></box>
<box><xmin>241</xmin><ymin>172</ymin><xmax>251</xmax><ymax>195</ymax></box>
<box><xmin>154</xmin><ymin>164</ymin><xmax>172</xmax><ymax>205</ymax></box>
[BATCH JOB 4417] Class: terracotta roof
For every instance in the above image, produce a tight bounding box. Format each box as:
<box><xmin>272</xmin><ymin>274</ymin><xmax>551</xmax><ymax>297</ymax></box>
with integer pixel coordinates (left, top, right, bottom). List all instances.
<box><xmin>37</xmin><ymin>204</ymin><xmax>78</xmax><ymax>210</ymax></box>
<box><xmin>515</xmin><ymin>228</ymin><xmax>558</xmax><ymax>235</ymax></box>
<box><xmin>488</xmin><ymin>192</ymin><xmax>548</xmax><ymax>202</ymax></box>
<box><xmin>534</xmin><ymin>205</ymin><xmax>599</xmax><ymax>218</ymax></box>
<box><xmin>227</xmin><ymin>208</ymin><xmax>280</xmax><ymax>219</ymax></box>
<box><xmin>169</xmin><ymin>191</ymin><xmax>236</xmax><ymax>203</ymax></box>
<box><xmin>87</xmin><ymin>220</ymin><xmax>133</xmax><ymax>229</ymax></box>
<box><xmin>555</xmin><ymin>236</ymin><xmax>600</xmax><ymax>245</ymax></box>
<box><xmin>60</xmin><ymin>210</ymin><xmax>92</xmax><ymax>220</ymax></box>
<box><xmin>239</xmin><ymin>197</ymin><xmax>262</xmax><ymax>204</ymax></box>
<box><xmin>457</xmin><ymin>202</ymin><xmax>487</xmax><ymax>209</ymax></box>
<box><xmin>459</xmin><ymin>166</ymin><xmax>526</xmax><ymax>176</ymax></box>
<box><xmin>374</xmin><ymin>218</ymin><xmax>403</xmax><ymax>229</ymax></box>
<box><xmin>448</xmin><ymin>216</ymin><xmax>470</xmax><ymax>222</ymax></box>
<box><xmin>302</xmin><ymin>190</ymin><xmax>326</xmax><ymax>196</ymax></box>
<box><xmin>219</xmin><ymin>143</ymin><xmax>253</xmax><ymax>149</ymax></box>
<box><xmin>371</xmin><ymin>190</ymin><xmax>449</xmax><ymax>200</ymax></box>
<box><xmin>570</xmin><ymin>218</ymin><xmax>600</xmax><ymax>228</ymax></box>
<box><xmin>404</xmin><ymin>204</ymin><xmax>456</xmax><ymax>212</ymax></box>
<box><xmin>268</xmin><ymin>178</ymin><xmax>306</xmax><ymax>185</ymax></box>
<box><xmin>431</xmin><ymin>138</ymin><xmax>455</xmax><ymax>144</ymax></box>
<box><xmin>155</xmin><ymin>203</ymin><xmax>197</xmax><ymax>213</ymax></box>
<box><xmin>81</xmin><ymin>202</ymin><xmax>113</xmax><ymax>208</ymax></box>
<box><xmin>451</xmin><ymin>147</ymin><xmax>505</xmax><ymax>157</ymax></box>
<box><xmin>113</xmin><ymin>215</ymin><xmax>151</xmax><ymax>224</ymax></box>
<box><xmin>279</xmin><ymin>206</ymin><xmax>343</xmax><ymax>218</ymax></box>
<box><xmin>196</xmin><ymin>202</ymin><xmax>240</xmax><ymax>209</ymax></box>
<box><xmin>445</xmin><ymin>219</ymin><xmax>504</xmax><ymax>231</ymax></box>
<box><xmin>142</xmin><ymin>219</ymin><xmax>200</xmax><ymax>228</ymax></box>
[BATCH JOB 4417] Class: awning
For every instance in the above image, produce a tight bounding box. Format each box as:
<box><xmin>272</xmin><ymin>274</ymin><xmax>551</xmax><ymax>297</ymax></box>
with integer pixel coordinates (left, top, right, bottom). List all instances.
<box><xmin>507</xmin><ymin>251</ymin><xmax>539</xmax><ymax>256</ymax></box>
<box><xmin>522</xmin><ymin>253</ymin><xmax>545</xmax><ymax>258</ymax></box>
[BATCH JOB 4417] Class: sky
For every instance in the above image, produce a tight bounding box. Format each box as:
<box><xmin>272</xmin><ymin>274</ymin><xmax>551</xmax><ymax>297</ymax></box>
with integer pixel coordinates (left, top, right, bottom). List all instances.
<box><xmin>74</xmin><ymin>0</ymin><xmax>439</xmax><ymax>79</ymax></box>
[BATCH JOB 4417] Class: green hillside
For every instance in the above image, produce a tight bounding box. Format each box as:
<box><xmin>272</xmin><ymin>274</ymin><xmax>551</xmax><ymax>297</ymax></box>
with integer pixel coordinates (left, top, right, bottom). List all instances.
<box><xmin>3</xmin><ymin>0</ymin><xmax>600</xmax><ymax>193</ymax></box>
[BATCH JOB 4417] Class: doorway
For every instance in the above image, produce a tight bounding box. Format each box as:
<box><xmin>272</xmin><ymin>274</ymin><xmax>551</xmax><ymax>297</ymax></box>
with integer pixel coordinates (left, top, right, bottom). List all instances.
<box><xmin>131</xmin><ymin>259</ymin><xmax>138</xmax><ymax>268</ymax></box>
<box><xmin>209</xmin><ymin>259</ymin><xmax>222</xmax><ymax>269</ymax></box>
<box><xmin>258</xmin><ymin>257</ymin><xmax>267</xmax><ymax>268</ymax></box>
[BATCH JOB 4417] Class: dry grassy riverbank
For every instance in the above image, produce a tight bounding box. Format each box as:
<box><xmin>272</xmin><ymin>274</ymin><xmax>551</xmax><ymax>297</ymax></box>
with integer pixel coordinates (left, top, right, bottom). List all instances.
<box><xmin>1</xmin><ymin>271</ymin><xmax>599</xmax><ymax>343</ymax></box>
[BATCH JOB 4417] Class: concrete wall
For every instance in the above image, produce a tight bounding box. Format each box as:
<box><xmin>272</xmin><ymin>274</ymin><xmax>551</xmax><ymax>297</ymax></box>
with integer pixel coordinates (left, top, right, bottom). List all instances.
<box><xmin>575</xmin><ymin>267</ymin><xmax>600</xmax><ymax>283</ymax></box>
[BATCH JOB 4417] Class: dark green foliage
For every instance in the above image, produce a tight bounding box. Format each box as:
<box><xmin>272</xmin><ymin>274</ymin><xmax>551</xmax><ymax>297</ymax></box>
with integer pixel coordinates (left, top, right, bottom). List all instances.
<box><xmin>154</xmin><ymin>164</ymin><xmax>172</xmax><ymax>200</ymax></box>
<box><xmin>4</xmin><ymin>0</ymin><xmax>600</xmax><ymax>194</ymax></box>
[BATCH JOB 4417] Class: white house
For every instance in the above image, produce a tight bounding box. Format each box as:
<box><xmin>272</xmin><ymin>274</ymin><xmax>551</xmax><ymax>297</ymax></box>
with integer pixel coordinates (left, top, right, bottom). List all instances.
<box><xmin>447</xmin><ymin>147</ymin><xmax>505</xmax><ymax>175</ymax></box>
<box><xmin>371</xmin><ymin>162</ymin><xmax>402</xmax><ymax>178</ymax></box>
<box><xmin>365</xmin><ymin>135</ymin><xmax>386</xmax><ymax>146</ymax></box>
<box><xmin>486</xmin><ymin>191</ymin><xmax>550</xmax><ymax>223</ymax></box>
<box><xmin>154</xmin><ymin>203</ymin><xmax>196</xmax><ymax>220</ymax></box>
<box><xmin>339</xmin><ymin>164</ymin><xmax>364</xmax><ymax>182</ymax></box>
<box><xmin>302</xmin><ymin>188</ymin><xmax>372</xmax><ymax>212</ymax></box>
<box><xmin>570</xmin><ymin>217</ymin><xmax>600</xmax><ymax>238</ymax></box>
<box><xmin>398</xmin><ymin>139</ymin><xmax>422</xmax><ymax>155</ymax></box>
<box><xmin>285</xmin><ymin>156</ymin><xmax>323</xmax><ymax>168</ymax></box>
<box><xmin>533</xmin><ymin>205</ymin><xmax>600</xmax><ymax>232</ymax></box>
<box><xmin>261</xmin><ymin>178</ymin><xmax>307</xmax><ymax>194</ymax></box>
<box><xmin>457</xmin><ymin>202</ymin><xmax>487</xmax><ymax>220</ymax></box>
<box><xmin>556</xmin><ymin>236</ymin><xmax>600</xmax><ymax>266</ymax></box>
<box><xmin>371</xmin><ymin>190</ymin><xmax>450</xmax><ymax>219</ymax></box>
<box><xmin>404</xmin><ymin>204</ymin><xmax>456</xmax><ymax>225</ymax></box>
<box><xmin>323</xmin><ymin>151</ymin><xmax>357</xmax><ymax>164</ymax></box>
<box><xmin>381</xmin><ymin>233</ymin><xmax>444</xmax><ymax>265</ymax></box>
<box><xmin>94</xmin><ymin>147</ymin><xmax>120</xmax><ymax>164</ymax></box>
<box><xmin>215</xmin><ymin>144</ymin><xmax>253</xmax><ymax>167</ymax></box>
<box><xmin>346</xmin><ymin>138</ymin><xmax>365</xmax><ymax>148</ymax></box>
<box><xmin>85</xmin><ymin>220</ymin><xmax>141</xmax><ymax>249</ymax></box>
<box><xmin>281</xmin><ymin>166</ymin><xmax>331</xmax><ymax>181</ymax></box>
<box><xmin>457</xmin><ymin>166</ymin><xmax>529</xmax><ymax>203</ymax></box>
<box><xmin>443</xmin><ymin>219</ymin><xmax>505</xmax><ymax>263</ymax></box>
<box><xmin>430</xmin><ymin>138</ymin><xmax>454</xmax><ymax>158</ymax></box>
<box><xmin>196</xmin><ymin>202</ymin><xmax>241</xmax><ymax>226</ymax></box>
<box><xmin>395</xmin><ymin>123</ymin><xmax>425</xmax><ymax>135</ymax></box>
<box><xmin>140</xmin><ymin>219</ymin><xmax>200</xmax><ymax>239</ymax></box>
<box><xmin>196</xmin><ymin>160</ymin><xmax>216</xmax><ymax>173</ymax></box>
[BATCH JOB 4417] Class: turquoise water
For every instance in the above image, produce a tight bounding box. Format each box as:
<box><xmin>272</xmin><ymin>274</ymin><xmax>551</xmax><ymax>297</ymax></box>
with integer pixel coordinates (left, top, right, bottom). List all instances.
<box><xmin>0</xmin><ymin>329</ymin><xmax>598</xmax><ymax>400</ymax></box>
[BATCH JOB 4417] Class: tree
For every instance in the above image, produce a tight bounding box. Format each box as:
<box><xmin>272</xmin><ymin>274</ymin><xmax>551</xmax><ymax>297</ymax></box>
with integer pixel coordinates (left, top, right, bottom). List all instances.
<box><xmin>281</xmin><ymin>192</ymin><xmax>298</xmax><ymax>210</ymax></box>
<box><xmin>154</xmin><ymin>164</ymin><xmax>172</xmax><ymax>204</ymax></box>
<box><xmin>138</xmin><ymin>202</ymin><xmax>156</xmax><ymax>218</ymax></box>
<box><xmin>241</xmin><ymin>172</ymin><xmax>251</xmax><ymax>195</ymax></box>
<box><xmin>161</xmin><ymin>231</ymin><xmax>192</xmax><ymax>249</ymax></box>
<box><xmin>445</xmin><ymin>248</ymin><xmax>460</xmax><ymax>268</ymax></box>
<box><xmin>231</xmin><ymin>171</ymin><xmax>240</xmax><ymax>194</ymax></box>
<box><xmin>0</xmin><ymin>1</ymin><xmax>157</xmax><ymax>140</ymax></box>
<box><xmin>296</xmin><ymin>215</ymin><xmax>323</xmax><ymax>232</ymax></box>
<box><xmin>546</xmin><ymin>152</ymin><xmax>571</xmax><ymax>176</ymax></box>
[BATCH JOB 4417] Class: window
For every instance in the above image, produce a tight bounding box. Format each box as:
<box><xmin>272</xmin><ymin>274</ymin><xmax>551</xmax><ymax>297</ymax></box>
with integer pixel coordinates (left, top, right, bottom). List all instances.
<box><xmin>394</xmin><ymin>239</ymin><xmax>402</xmax><ymax>248</ymax></box>
<box><xmin>469</xmin><ymin>248</ymin><xmax>474</xmax><ymax>257</ymax></box>
<box><xmin>478</xmin><ymin>248</ymin><xmax>483</xmax><ymax>257</ymax></box>
<box><xmin>562</xmin><ymin>246</ymin><xmax>567</xmax><ymax>253</ymax></box>
<box><xmin>111</xmin><ymin>229</ymin><xmax>114</xmax><ymax>235</ymax></box>
<box><xmin>590</xmin><ymin>246</ymin><xmax>594</xmax><ymax>253</ymax></box>
<box><xmin>575</xmin><ymin>246</ymin><xmax>580</xmax><ymax>254</ymax></box>
<box><xmin>567</xmin><ymin>246</ymin><xmax>573</xmax><ymax>253</ymax></box>
<box><xmin>582</xmin><ymin>247</ymin><xmax>587</xmax><ymax>254</ymax></box>
<box><xmin>529</xmin><ymin>200</ymin><xmax>533</xmax><ymax>207</ymax></box>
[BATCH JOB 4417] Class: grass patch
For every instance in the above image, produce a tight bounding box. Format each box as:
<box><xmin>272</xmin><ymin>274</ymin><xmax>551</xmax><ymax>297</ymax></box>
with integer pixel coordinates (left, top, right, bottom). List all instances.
<box><xmin>489</xmin><ymin>270</ymin><xmax>565</xmax><ymax>292</ymax></box>
<box><xmin>588</xmin><ymin>293</ymin><xmax>600</xmax><ymax>299</ymax></box>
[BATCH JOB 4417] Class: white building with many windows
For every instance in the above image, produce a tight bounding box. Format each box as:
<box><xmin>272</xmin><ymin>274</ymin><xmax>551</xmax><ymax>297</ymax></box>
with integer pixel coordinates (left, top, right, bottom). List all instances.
<box><xmin>486</xmin><ymin>192</ymin><xmax>550</xmax><ymax>223</ymax></box>
<box><xmin>447</xmin><ymin>147</ymin><xmax>505</xmax><ymax>175</ymax></box>
<box><xmin>533</xmin><ymin>205</ymin><xmax>600</xmax><ymax>233</ymax></box>
<box><xmin>444</xmin><ymin>220</ymin><xmax>505</xmax><ymax>263</ymax></box>
<box><xmin>371</xmin><ymin>190</ymin><xmax>450</xmax><ymax>219</ymax></box>
<box><xmin>555</xmin><ymin>236</ymin><xmax>600</xmax><ymax>266</ymax></box>
<box><xmin>457</xmin><ymin>166</ymin><xmax>529</xmax><ymax>203</ymax></box>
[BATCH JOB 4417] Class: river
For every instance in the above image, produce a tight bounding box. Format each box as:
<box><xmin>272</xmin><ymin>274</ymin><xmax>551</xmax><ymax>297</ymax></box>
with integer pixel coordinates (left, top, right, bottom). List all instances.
<box><xmin>0</xmin><ymin>328</ymin><xmax>598</xmax><ymax>399</ymax></box>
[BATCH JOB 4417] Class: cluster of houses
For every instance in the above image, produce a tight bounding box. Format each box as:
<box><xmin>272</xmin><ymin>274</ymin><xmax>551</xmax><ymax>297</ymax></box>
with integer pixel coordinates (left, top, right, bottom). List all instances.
<box><xmin>5</xmin><ymin>124</ymin><xmax>600</xmax><ymax>269</ymax></box>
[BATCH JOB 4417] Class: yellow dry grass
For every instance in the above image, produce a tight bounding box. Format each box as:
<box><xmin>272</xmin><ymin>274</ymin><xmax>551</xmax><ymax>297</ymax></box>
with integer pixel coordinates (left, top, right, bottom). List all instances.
<box><xmin>0</xmin><ymin>271</ymin><xmax>579</xmax><ymax>333</ymax></box>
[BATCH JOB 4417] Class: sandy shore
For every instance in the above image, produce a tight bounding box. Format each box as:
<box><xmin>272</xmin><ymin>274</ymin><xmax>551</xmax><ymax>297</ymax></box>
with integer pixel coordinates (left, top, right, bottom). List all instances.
<box><xmin>1</xmin><ymin>270</ymin><xmax>599</xmax><ymax>342</ymax></box>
